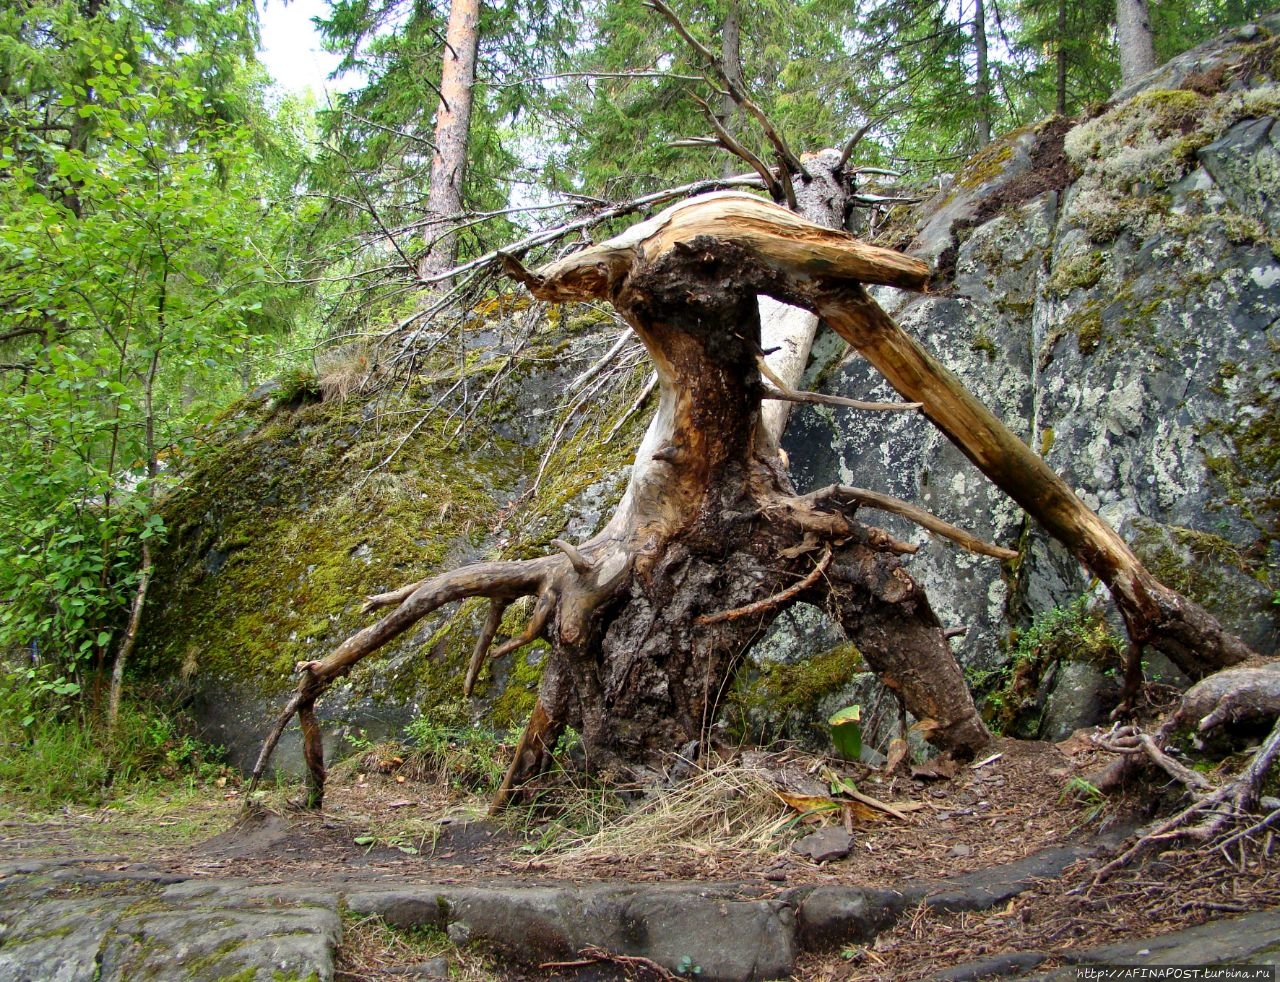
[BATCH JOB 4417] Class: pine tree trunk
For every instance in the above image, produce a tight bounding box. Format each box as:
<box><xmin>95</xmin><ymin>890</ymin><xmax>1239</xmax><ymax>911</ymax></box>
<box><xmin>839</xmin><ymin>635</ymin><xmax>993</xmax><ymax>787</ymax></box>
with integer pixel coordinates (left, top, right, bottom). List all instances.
<box><xmin>418</xmin><ymin>0</ymin><xmax>481</xmax><ymax>282</ymax></box>
<box><xmin>973</xmin><ymin>0</ymin><xmax>992</xmax><ymax>147</ymax></box>
<box><xmin>719</xmin><ymin>2</ymin><xmax>744</xmax><ymax>180</ymax></box>
<box><xmin>1116</xmin><ymin>0</ymin><xmax>1156</xmax><ymax>84</ymax></box>
<box><xmin>1055</xmin><ymin>0</ymin><xmax>1068</xmax><ymax>115</ymax></box>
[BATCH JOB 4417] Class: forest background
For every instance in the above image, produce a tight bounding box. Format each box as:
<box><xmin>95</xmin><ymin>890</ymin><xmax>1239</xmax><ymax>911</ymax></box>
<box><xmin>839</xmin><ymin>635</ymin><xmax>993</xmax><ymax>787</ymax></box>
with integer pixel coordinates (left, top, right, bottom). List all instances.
<box><xmin>0</xmin><ymin>0</ymin><xmax>1273</xmax><ymax>801</ymax></box>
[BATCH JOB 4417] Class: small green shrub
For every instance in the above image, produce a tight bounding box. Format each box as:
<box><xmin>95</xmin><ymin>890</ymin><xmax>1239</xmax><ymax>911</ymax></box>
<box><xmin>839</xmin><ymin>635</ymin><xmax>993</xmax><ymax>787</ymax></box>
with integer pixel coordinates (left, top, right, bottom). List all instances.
<box><xmin>974</xmin><ymin>594</ymin><xmax>1125</xmax><ymax>736</ymax></box>
<box><xmin>275</xmin><ymin>366</ymin><xmax>321</xmax><ymax>404</ymax></box>
<box><xmin>402</xmin><ymin>706</ymin><xmax>509</xmax><ymax>794</ymax></box>
<box><xmin>0</xmin><ymin>673</ymin><xmax>226</xmax><ymax>811</ymax></box>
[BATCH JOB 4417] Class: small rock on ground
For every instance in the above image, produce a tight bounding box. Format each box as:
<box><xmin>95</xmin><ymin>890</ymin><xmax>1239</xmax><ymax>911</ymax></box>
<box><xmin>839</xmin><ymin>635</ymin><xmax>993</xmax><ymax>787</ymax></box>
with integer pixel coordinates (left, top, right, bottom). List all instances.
<box><xmin>792</xmin><ymin>828</ymin><xmax>852</xmax><ymax>863</ymax></box>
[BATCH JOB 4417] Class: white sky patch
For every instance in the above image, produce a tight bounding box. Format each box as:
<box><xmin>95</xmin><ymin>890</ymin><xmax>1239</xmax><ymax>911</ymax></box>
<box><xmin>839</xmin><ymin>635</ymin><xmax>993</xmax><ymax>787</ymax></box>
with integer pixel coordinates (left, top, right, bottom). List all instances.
<box><xmin>257</xmin><ymin>0</ymin><xmax>352</xmax><ymax>96</ymax></box>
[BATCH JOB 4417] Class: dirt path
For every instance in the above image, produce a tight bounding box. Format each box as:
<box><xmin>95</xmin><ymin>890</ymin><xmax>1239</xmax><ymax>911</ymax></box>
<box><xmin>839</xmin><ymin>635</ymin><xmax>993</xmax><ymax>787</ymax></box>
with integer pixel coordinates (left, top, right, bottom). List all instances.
<box><xmin>2</xmin><ymin>736</ymin><xmax>1278</xmax><ymax>980</ymax></box>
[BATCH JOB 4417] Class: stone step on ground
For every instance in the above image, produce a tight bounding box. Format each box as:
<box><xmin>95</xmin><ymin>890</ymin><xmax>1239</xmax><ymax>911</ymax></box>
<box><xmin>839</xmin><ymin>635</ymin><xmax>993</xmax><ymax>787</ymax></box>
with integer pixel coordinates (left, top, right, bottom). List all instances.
<box><xmin>931</xmin><ymin>908</ymin><xmax>1280</xmax><ymax>981</ymax></box>
<box><xmin>0</xmin><ymin>860</ymin><xmax>342</xmax><ymax>982</ymax></box>
<box><xmin>3</xmin><ymin>842</ymin><xmax>1277</xmax><ymax>982</ymax></box>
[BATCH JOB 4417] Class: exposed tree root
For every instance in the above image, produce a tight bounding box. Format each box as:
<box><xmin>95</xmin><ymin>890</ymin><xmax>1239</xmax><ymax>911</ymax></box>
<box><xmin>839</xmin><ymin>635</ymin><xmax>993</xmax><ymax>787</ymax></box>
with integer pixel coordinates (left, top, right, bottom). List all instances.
<box><xmin>756</xmin><ymin>355</ymin><xmax>921</xmax><ymax>414</ymax></box>
<box><xmin>248</xmin><ymin>556</ymin><xmax>568</xmax><ymax>799</ymax></box>
<box><xmin>248</xmin><ymin>192</ymin><xmax>1264</xmax><ymax>814</ymax></box>
<box><xmin>1091</xmin><ymin>663</ymin><xmax>1280</xmax><ymax>883</ymax></box>
<box><xmin>798</xmin><ymin>484</ymin><xmax>1019</xmax><ymax>561</ymax></box>
<box><xmin>463</xmin><ymin>599</ymin><xmax>508</xmax><ymax>697</ymax></box>
<box><xmin>695</xmin><ymin>549</ymin><xmax>833</xmax><ymax>626</ymax></box>
<box><xmin>540</xmin><ymin>944</ymin><xmax>678</xmax><ymax>981</ymax></box>
<box><xmin>1093</xmin><ymin>716</ymin><xmax>1280</xmax><ymax>884</ymax></box>
<box><xmin>493</xmin><ymin>698</ymin><xmax>563</xmax><ymax>811</ymax></box>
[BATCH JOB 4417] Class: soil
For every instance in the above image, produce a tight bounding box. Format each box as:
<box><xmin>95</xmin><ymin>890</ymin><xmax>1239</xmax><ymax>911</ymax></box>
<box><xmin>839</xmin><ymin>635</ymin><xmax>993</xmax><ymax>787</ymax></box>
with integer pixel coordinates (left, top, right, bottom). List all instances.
<box><xmin>2</xmin><ymin>732</ymin><xmax>1278</xmax><ymax>981</ymax></box>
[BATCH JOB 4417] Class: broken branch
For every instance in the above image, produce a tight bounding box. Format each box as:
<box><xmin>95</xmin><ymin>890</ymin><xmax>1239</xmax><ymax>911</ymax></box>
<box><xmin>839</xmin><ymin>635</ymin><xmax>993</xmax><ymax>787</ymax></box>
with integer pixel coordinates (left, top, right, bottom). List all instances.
<box><xmin>550</xmin><ymin>538</ymin><xmax>593</xmax><ymax>575</ymax></box>
<box><xmin>803</xmin><ymin>484</ymin><xmax>1018</xmax><ymax>560</ymax></box>
<box><xmin>646</xmin><ymin>0</ymin><xmax>807</xmax><ymax>180</ymax></box>
<box><xmin>689</xmin><ymin>93</ymin><xmax>783</xmax><ymax>201</ymax></box>
<box><xmin>248</xmin><ymin>557</ymin><xmax>561</xmax><ymax>799</ymax></box>
<box><xmin>757</xmin><ymin>355</ymin><xmax>921</xmax><ymax>413</ymax></box>
<box><xmin>490</xmin><ymin>588</ymin><xmax>557</xmax><ymax>660</ymax></box>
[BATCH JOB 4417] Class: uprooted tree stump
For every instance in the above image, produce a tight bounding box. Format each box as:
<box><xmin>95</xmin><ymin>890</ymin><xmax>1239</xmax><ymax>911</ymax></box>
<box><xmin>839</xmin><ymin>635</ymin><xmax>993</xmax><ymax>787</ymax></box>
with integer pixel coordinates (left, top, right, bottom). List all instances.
<box><xmin>249</xmin><ymin>192</ymin><xmax>1264</xmax><ymax>812</ymax></box>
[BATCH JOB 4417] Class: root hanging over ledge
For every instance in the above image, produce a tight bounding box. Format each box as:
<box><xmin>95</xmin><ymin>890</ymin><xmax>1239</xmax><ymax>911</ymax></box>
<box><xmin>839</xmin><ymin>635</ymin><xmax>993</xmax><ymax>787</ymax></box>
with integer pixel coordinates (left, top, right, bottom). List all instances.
<box><xmin>249</xmin><ymin>191</ymin><xmax>1265</xmax><ymax>811</ymax></box>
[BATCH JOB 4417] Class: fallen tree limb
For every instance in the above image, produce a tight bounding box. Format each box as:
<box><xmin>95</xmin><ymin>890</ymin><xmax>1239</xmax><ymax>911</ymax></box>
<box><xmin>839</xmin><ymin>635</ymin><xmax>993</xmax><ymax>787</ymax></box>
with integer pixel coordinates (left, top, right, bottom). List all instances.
<box><xmin>757</xmin><ymin>355</ymin><xmax>921</xmax><ymax>413</ymax></box>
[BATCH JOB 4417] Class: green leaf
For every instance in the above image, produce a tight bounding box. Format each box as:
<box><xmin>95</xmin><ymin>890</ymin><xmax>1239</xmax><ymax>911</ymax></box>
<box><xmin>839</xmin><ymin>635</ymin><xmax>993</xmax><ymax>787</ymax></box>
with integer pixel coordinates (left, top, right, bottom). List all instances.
<box><xmin>828</xmin><ymin>704</ymin><xmax>862</xmax><ymax>727</ymax></box>
<box><xmin>828</xmin><ymin>704</ymin><xmax>862</xmax><ymax>762</ymax></box>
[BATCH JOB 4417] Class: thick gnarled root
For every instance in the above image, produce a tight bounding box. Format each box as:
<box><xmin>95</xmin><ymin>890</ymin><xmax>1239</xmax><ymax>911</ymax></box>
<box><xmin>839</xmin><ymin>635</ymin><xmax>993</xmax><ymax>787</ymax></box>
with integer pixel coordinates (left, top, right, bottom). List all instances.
<box><xmin>245</xmin><ymin>555</ymin><xmax>567</xmax><ymax>807</ymax></box>
<box><xmin>1091</xmin><ymin>663</ymin><xmax>1280</xmax><ymax>882</ymax></box>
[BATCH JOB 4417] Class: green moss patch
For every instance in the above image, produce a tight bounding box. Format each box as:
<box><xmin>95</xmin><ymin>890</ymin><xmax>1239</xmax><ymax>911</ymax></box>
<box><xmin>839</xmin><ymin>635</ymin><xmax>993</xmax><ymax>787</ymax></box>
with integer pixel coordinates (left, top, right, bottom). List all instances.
<box><xmin>1047</xmin><ymin>250</ymin><xmax>1107</xmax><ymax>296</ymax></box>
<box><xmin>137</xmin><ymin>391</ymin><xmax>518</xmax><ymax>696</ymax></box>
<box><xmin>724</xmin><ymin>642</ymin><xmax>864</xmax><ymax>747</ymax></box>
<box><xmin>976</xmin><ymin>595</ymin><xmax>1123</xmax><ymax>738</ymax></box>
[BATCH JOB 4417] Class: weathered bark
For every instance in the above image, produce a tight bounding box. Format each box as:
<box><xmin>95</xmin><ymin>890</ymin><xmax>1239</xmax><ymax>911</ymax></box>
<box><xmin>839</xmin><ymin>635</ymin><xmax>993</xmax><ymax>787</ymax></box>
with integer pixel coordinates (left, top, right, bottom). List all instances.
<box><xmin>1116</xmin><ymin>0</ymin><xmax>1156</xmax><ymax>84</ymax></box>
<box><xmin>418</xmin><ymin>0</ymin><xmax>481</xmax><ymax>281</ymax></box>
<box><xmin>499</xmin><ymin>228</ymin><xmax>990</xmax><ymax>791</ymax></box>
<box><xmin>253</xmin><ymin>191</ymin><xmax>1261</xmax><ymax>811</ymax></box>
<box><xmin>757</xmin><ymin>150</ymin><xmax>849</xmax><ymax>449</ymax></box>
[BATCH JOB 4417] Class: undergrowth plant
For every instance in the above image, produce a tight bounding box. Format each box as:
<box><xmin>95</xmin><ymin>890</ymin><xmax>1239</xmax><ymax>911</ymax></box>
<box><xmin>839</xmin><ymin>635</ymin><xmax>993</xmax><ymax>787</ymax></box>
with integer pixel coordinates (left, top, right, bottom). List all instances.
<box><xmin>974</xmin><ymin>593</ymin><xmax>1125</xmax><ymax>736</ymax></box>
<box><xmin>0</xmin><ymin>678</ymin><xmax>227</xmax><ymax>811</ymax></box>
<box><xmin>0</xmin><ymin>0</ymin><xmax>310</xmax><ymax>762</ymax></box>
<box><xmin>403</xmin><ymin>704</ymin><xmax>510</xmax><ymax>794</ymax></box>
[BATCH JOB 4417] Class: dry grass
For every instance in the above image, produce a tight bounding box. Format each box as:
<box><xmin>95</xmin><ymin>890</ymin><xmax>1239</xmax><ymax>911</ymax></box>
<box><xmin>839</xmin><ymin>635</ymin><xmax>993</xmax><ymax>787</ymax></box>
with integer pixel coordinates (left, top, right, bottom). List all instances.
<box><xmin>335</xmin><ymin>910</ymin><xmax>500</xmax><ymax>981</ymax></box>
<box><xmin>538</xmin><ymin>759</ymin><xmax>793</xmax><ymax>872</ymax></box>
<box><xmin>316</xmin><ymin>343</ymin><xmax>377</xmax><ymax>403</ymax></box>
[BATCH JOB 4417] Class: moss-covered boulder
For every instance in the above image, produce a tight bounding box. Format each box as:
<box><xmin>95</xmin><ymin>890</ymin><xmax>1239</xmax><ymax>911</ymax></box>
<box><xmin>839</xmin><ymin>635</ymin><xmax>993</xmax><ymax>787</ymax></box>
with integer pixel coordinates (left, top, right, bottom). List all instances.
<box><xmin>137</xmin><ymin>312</ymin><xmax>648</xmax><ymax>772</ymax></box>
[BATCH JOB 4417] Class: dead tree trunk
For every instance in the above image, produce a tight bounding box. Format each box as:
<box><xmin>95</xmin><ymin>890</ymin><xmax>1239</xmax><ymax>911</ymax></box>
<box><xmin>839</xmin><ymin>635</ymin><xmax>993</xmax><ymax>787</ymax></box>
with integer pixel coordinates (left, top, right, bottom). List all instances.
<box><xmin>250</xmin><ymin>192</ymin><xmax>1261</xmax><ymax>810</ymax></box>
<box><xmin>250</xmin><ymin>193</ymin><xmax>1003</xmax><ymax>806</ymax></box>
